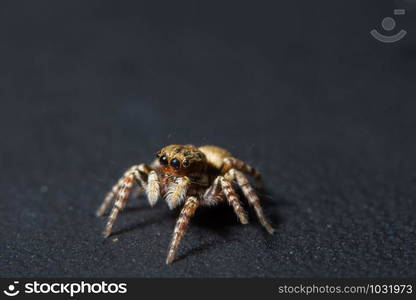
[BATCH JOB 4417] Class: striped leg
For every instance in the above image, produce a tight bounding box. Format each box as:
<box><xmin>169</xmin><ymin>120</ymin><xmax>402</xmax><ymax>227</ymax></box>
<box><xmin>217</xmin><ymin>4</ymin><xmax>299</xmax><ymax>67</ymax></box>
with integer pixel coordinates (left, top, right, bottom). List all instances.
<box><xmin>223</xmin><ymin>157</ymin><xmax>262</xmax><ymax>185</ymax></box>
<box><xmin>102</xmin><ymin>173</ymin><xmax>135</xmax><ymax>237</ymax></box>
<box><xmin>96</xmin><ymin>175</ymin><xmax>126</xmax><ymax>217</ymax></box>
<box><xmin>101</xmin><ymin>164</ymin><xmax>152</xmax><ymax>237</ymax></box>
<box><xmin>97</xmin><ymin>166</ymin><xmax>135</xmax><ymax>216</ymax></box>
<box><xmin>220</xmin><ymin>177</ymin><xmax>248</xmax><ymax>224</ymax></box>
<box><xmin>165</xmin><ymin>176</ymin><xmax>190</xmax><ymax>210</ymax></box>
<box><xmin>203</xmin><ymin>177</ymin><xmax>224</xmax><ymax>205</ymax></box>
<box><xmin>229</xmin><ymin>169</ymin><xmax>274</xmax><ymax>234</ymax></box>
<box><xmin>166</xmin><ymin>196</ymin><xmax>199</xmax><ymax>264</ymax></box>
<box><xmin>96</xmin><ymin>164</ymin><xmax>151</xmax><ymax>216</ymax></box>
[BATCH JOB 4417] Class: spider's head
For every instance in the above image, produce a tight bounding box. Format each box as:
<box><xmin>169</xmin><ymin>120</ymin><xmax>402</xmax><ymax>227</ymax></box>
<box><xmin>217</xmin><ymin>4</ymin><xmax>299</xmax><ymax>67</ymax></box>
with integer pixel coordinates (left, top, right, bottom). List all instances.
<box><xmin>156</xmin><ymin>144</ymin><xmax>207</xmax><ymax>176</ymax></box>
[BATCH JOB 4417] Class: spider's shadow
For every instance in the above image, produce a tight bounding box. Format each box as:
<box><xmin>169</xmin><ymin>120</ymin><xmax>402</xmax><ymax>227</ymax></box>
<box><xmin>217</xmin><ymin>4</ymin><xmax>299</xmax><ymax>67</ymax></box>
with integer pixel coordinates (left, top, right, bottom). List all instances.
<box><xmin>108</xmin><ymin>204</ymin><xmax>166</xmax><ymax>236</ymax></box>
<box><xmin>173</xmin><ymin>238</ymin><xmax>240</xmax><ymax>263</ymax></box>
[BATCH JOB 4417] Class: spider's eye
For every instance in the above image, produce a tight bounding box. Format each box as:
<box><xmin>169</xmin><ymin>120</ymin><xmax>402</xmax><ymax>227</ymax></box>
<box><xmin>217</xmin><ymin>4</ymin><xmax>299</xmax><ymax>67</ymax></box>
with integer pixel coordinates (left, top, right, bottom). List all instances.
<box><xmin>183</xmin><ymin>159</ymin><xmax>189</xmax><ymax>167</ymax></box>
<box><xmin>171</xmin><ymin>158</ymin><xmax>180</xmax><ymax>170</ymax></box>
<box><xmin>159</xmin><ymin>155</ymin><xmax>168</xmax><ymax>166</ymax></box>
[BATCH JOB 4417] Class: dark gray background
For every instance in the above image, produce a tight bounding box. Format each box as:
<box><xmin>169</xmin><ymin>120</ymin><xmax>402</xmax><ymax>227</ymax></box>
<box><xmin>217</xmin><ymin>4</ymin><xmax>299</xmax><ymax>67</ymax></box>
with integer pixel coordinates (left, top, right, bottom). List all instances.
<box><xmin>1</xmin><ymin>0</ymin><xmax>416</xmax><ymax>277</ymax></box>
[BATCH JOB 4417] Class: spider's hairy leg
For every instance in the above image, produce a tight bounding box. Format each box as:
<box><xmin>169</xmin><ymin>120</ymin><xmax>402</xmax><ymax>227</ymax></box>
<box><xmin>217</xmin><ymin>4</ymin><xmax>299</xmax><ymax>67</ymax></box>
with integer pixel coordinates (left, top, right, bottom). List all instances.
<box><xmin>223</xmin><ymin>157</ymin><xmax>262</xmax><ymax>186</ymax></box>
<box><xmin>203</xmin><ymin>176</ymin><xmax>224</xmax><ymax>205</ymax></box>
<box><xmin>101</xmin><ymin>164</ymin><xmax>150</xmax><ymax>237</ymax></box>
<box><xmin>102</xmin><ymin>174</ymin><xmax>135</xmax><ymax>237</ymax></box>
<box><xmin>165</xmin><ymin>176</ymin><xmax>190</xmax><ymax>210</ymax></box>
<box><xmin>96</xmin><ymin>164</ymin><xmax>149</xmax><ymax>217</ymax></box>
<box><xmin>145</xmin><ymin>170</ymin><xmax>161</xmax><ymax>206</ymax></box>
<box><xmin>229</xmin><ymin>169</ymin><xmax>274</xmax><ymax>234</ymax></box>
<box><xmin>220</xmin><ymin>177</ymin><xmax>248</xmax><ymax>224</ymax></box>
<box><xmin>166</xmin><ymin>196</ymin><xmax>199</xmax><ymax>264</ymax></box>
<box><xmin>96</xmin><ymin>175</ymin><xmax>126</xmax><ymax>217</ymax></box>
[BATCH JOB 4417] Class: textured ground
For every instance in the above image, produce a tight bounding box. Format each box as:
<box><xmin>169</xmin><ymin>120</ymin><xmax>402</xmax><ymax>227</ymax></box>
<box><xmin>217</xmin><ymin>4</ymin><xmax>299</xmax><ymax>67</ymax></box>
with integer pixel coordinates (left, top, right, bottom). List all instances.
<box><xmin>1</xmin><ymin>0</ymin><xmax>416</xmax><ymax>277</ymax></box>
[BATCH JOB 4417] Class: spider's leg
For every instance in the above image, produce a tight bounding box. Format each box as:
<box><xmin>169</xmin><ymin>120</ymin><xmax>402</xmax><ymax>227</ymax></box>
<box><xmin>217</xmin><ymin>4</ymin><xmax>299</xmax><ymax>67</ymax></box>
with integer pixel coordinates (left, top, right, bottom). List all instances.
<box><xmin>102</xmin><ymin>175</ymin><xmax>135</xmax><ymax>237</ymax></box>
<box><xmin>223</xmin><ymin>157</ymin><xmax>262</xmax><ymax>185</ymax></box>
<box><xmin>203</xmin><ymin>177</ymin><xmax>224</xmax><ymax>205</ymax></box>
<box><xmin>96</xmin><ymin>164</ymin><xmax>150</xmax><ymax>216</ymax></box>
<box><xmin>97</xmin><ymin>165</ymin><xmax>135</xmax><ymax>216</ymax></box>
<box><xmin>165</xmin><ymin>176</ymin><xmax>190</xmax><ymax>209</ymax></box>
<box><xmin>229</xmin><ymin>169</ymin><xmax>274</xmax><ymax>234</ymax></box>
<box><xmin>101</xmin><ymin>164</ymin><xmax>150</xmax><ymax>237</ymax></box>
<box><xmin>219</xmin><ymin>177</ymin><xmax>248</xmax><ymax>224</ymax></box>
<box><xmin>96</xmin><ymin>175</ymin><xmax>126</xmax><ymax>217</ymax></box>
<box><xmin>166</xmin><ymin>196</ymin><xmax>199</xmax><ymax>264</ymax></box>
<box><xmin>133</xmin><ymin>169</ymin><xmax>151</xmax><ymax>199</ymax></box>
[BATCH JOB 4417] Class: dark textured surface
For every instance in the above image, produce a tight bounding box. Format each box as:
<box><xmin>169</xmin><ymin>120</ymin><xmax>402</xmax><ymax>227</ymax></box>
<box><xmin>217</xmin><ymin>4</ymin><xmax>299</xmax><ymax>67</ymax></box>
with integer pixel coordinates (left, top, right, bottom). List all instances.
<box><xmin>1</xmin><ymin>0</ymin><xmax>416</xmax><ymax>277</ymax></box>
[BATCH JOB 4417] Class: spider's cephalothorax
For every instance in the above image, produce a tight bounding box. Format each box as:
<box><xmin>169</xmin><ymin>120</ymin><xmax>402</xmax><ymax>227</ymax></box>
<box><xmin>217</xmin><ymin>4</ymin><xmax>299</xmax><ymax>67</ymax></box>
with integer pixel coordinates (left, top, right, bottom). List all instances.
<box><xmin>96</xmin><ymin>144</ymin><xmax>274</xmax><ymax>264</ymax></box>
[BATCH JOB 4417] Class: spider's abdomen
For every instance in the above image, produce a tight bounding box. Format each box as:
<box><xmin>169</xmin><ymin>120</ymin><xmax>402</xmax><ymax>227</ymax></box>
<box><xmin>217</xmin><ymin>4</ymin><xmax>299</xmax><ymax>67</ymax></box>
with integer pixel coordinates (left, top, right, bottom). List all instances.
<box><xmin>198</xmin><ymin>145</ymin><xmax>232</xmax><ymax>171</ymax></box>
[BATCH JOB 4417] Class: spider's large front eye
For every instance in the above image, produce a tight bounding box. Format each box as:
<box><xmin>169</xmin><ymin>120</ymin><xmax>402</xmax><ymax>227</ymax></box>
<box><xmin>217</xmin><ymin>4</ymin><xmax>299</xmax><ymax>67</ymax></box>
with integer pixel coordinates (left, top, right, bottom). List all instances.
<box><xmin>159</xmin><ymin>155</ymin><xmax>168</xmax><ymax>166</ymax></box>
<box><xmin>183</xmin><ymin>159</ymin><xmax>189</xmax><ymax>167</ymax></box>
<box><xmin>171</xmin><ymin>158</ymin><xmax>180</xmax><ymax>170</ymax></box>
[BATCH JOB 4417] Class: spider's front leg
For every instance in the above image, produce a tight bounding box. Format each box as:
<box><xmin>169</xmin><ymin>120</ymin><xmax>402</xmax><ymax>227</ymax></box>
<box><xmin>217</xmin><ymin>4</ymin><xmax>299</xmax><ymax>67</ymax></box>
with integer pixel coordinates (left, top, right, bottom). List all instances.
<box><xmin>99</xmin><ymin>164</ymin><xmax>158</xmax><ymax>237</ymax></box>
<box><xmin>166</xmin><ymin>196</ymin><xmax>199</xmax><ymax>264</ymax></box>
<box><xmin>96</xmin><ymin>165</ymin><xmax>136</xmax><ymax>217</ymax></box>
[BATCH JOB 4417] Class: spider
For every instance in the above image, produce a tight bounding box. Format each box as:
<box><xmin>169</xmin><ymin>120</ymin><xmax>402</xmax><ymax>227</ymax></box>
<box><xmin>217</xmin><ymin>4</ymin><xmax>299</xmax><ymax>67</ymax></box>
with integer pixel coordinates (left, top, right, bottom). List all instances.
<box><xmin>96</xmin><ymin>144</ymin><xmax>274</xmax><ymax>264</ymax></box>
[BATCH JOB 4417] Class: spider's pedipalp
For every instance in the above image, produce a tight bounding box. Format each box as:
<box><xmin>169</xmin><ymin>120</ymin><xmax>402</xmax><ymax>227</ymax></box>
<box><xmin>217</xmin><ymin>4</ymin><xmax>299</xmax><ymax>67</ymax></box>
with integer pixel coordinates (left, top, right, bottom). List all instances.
<box><xmin>166</xmin><ymin>196</ymin><xmax>199</xmax><ymax>264</ymax></box>
<box><xmin>165</xmin><ymin>176</ymin><xmax>190</xmax><ymax>210</ymax></box>
<box><xmin>229</xmin><ymin>169</ymin><xmax>274</xmax><ymax>234</ymax></box>
<box><xmin>220</xmin><ymin>177</ymin><xmax>248</xmax><ymax>224</ymax></box>
<box><xmin>146</xmin><ymin>170</ymin><xmax>160</xmax><ymax>206</ymax></box>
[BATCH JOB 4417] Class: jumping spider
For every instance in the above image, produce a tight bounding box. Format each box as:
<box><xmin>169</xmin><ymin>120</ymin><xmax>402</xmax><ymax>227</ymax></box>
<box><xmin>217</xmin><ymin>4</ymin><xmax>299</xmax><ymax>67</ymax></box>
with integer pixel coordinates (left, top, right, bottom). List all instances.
<box><xmin>96</xmin><ymin>144</ymin><xmax>274</xmax><ymax>264</ymax></box>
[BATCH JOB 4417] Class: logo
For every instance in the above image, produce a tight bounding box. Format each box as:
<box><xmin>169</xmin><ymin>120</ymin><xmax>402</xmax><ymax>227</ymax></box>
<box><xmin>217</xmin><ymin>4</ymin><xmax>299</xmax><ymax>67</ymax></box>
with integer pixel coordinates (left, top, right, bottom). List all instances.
<box><xmin>3</xmin><ymin>281</ymin><xmax>127</xmax><ymax>297</ymax></box>
<box><xmin>371</xmin><ymin>9</ymin><xmax>407</xmax><ymax>43</ymax></box>
<box><xmin>3</xmin><ymin>281</ymin><xmax>20</xmax><ymax>297</ymax></box>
